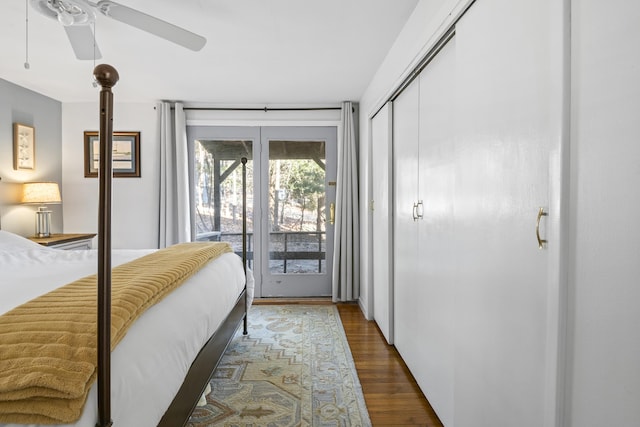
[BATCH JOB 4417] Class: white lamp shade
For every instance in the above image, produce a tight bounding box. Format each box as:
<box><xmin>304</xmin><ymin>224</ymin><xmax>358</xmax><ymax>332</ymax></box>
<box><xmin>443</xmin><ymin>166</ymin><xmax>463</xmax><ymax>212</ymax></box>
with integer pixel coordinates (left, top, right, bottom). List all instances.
<box><xmin>22</xmin><ymin>182</ymin><xmax>62</xmax><ymax>204</ymax></box>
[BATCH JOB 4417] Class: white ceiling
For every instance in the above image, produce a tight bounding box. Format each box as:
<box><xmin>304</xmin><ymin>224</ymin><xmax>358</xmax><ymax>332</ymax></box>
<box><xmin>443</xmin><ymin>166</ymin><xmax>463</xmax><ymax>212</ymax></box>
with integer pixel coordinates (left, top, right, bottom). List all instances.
<box><xmin>0</xmin><ymin>0</ymin><xmax>419</xmax><ymax>103</ymax></box>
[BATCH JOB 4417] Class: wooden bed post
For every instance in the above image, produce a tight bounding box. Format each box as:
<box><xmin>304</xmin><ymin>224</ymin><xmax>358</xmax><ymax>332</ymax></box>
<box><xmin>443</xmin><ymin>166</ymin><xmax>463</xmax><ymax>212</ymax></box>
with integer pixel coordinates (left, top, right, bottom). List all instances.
<box><xmin>241</xmin><ymin>157</ymin><xmax>248</xmax><ymax>335</ymax></box>
<box><xmin>94</xmin><ymin>64</ymin><xmax>119</xmax><ymax>427</ymax></box>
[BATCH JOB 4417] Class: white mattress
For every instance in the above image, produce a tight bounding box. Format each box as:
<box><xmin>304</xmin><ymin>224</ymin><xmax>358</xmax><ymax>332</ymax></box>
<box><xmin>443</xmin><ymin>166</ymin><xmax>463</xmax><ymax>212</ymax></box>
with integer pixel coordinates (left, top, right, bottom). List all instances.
<box><xmin>0</xmin><ymin>231</ymin><xmax>253</xmax><ymax>427</ymax></box>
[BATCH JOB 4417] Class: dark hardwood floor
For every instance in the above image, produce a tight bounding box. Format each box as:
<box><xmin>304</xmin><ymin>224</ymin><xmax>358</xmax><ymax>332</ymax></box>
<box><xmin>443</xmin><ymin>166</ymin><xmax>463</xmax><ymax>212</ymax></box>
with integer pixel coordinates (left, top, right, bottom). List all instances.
<box><xmin>337</xmin><ymin>303</ymin><xmax>443</xmax><ymax>427</ymax></box>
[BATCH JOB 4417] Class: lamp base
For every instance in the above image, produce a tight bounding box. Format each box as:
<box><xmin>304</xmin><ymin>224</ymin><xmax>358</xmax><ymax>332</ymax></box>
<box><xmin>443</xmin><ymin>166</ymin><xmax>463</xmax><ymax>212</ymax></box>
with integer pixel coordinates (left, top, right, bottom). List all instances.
<box><xmin>35</xmin><ymin>207</ymin><xmax>52</xmax><ymax>238</ymax></box>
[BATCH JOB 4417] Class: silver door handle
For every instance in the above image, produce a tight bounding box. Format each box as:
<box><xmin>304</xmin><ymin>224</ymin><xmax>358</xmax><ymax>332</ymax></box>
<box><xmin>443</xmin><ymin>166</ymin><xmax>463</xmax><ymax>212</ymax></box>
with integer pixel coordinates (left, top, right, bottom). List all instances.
<box><xmin>416</xmin><ymin>200</ymin><xmax>424</xmax><ymax>220</ymax></box>
<box><xmin>536</xmin><ymin>207</ymin><xmax>547</xmax><ymax>249</ymax></box>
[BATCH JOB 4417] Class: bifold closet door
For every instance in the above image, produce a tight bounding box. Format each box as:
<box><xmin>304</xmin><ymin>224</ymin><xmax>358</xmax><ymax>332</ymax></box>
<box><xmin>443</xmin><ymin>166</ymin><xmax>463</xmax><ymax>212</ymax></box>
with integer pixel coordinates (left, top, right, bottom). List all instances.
<box><xmin>415</xmin><ymin>36</ymin><xmax>456</xmax><ymax>426</ymax></box>
<box><xmin>393</xmin><ymin>37</ymin><xmax>457</xmax><ymax>426</ymax></box>
<box><xmin>371</xmin><ymin>103</ymin><xmax>394</xmax><ymax>344</ymax></box>
<box><xmin>392</xmin><ymin>72</ymin><xmax>420</xmax><ymax>364</ymax></box>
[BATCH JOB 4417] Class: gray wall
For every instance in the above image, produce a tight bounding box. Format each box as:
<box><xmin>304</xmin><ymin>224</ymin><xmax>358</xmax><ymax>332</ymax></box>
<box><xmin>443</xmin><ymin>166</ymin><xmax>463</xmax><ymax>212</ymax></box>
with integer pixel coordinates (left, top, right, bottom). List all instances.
<box><xmin>0</xmin><ymin>78</ymin><xmax>62</xmax><ymax>235</ymax></box>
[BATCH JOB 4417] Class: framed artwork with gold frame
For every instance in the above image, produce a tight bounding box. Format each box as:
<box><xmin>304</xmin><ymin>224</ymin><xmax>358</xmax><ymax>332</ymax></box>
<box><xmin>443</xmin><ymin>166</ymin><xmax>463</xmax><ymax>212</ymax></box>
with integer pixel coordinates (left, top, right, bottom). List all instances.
<box><xmin>84</xmin><ymin>131</ymin><xmax>141</xmax><ymax>178</ymax></box>
<box><xmin>13</xmin><ymin>123</ymin><xmax>35</xmax><ymax>170</ymax></box>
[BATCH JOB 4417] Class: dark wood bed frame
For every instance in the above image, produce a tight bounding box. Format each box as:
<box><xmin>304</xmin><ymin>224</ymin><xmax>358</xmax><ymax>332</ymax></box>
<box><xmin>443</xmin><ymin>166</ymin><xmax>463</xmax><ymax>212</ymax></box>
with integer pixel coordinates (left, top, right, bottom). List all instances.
<box><xmin>93</xmin><ymin>65</ymin><xmax>249</xmax><ymax>427</ymax></box>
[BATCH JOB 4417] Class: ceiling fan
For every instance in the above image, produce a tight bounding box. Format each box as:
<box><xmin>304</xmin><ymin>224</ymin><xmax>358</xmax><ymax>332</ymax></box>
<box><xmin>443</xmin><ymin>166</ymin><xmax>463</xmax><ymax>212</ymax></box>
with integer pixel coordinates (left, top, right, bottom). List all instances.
<box><xmin>29</xmin><ymin>0</ymin><xmax>207</xmax><ymax>60</ymax></box>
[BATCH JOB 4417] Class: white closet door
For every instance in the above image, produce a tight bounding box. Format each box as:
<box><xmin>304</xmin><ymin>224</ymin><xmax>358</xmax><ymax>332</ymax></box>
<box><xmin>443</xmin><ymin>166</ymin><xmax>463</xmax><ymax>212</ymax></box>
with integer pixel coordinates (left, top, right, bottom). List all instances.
<box><xmin>371</xmin><ymin>103</ymin><xmax>394</xmax><ymax>344</ymax></box>
<box><xmin>392</xmin><ymin>76</ymin><xmax>420</xmax><ymax>365</ymax></box>
<box><xmin>391</xmin><ymin>36</ymin><xmax>458</xmax><ymax>427</ymax></box>
<box><xmin>415</xmin><ymin>36</ymin><xmax>457</xmax><ymax>427</ymax></box>
<box><xmin>452</xmin><ymin>0</ymin><xmax>565</xmax><ymax>425</ymax></box>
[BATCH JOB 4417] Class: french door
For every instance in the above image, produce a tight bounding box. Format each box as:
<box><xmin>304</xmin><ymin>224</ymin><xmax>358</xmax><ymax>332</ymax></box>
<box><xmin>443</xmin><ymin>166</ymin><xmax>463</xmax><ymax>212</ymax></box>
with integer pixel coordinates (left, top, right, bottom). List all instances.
<box><xmin>188</xmin><ymin>126</ymin><xmax>337</xmax><ymax>298</ymax></box>
<box><xmin>260</xmin><ymin>127</ymin><xmax>337</xmax><ymax>297</ymax></box>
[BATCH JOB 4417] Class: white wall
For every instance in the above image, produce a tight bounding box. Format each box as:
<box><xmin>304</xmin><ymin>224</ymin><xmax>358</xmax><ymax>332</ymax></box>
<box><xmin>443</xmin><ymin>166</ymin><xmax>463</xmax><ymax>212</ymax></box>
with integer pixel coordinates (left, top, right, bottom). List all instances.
<box><xmin>567</xmin><ymin>1</ymin><xmax>640</xmax><ymax>425</ymax></box>
<box><xmin>62</xmin><ymin>102</ymin><xmax>159</xmax><ymax>249</ymax></box>
<box><xmin>357</xmin><ymin>0</ymin><xmax>467</xmax><ymax>318</ymax></box>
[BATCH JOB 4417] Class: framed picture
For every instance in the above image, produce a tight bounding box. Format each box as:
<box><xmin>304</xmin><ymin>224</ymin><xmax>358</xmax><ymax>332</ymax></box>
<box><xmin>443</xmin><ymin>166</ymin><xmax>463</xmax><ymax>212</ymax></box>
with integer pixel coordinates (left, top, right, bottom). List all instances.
<box><xmin>84</xmin><ymin>131</ymin><xmax>141</xmax><ymax>178</ymax></box>
<box><xmin>13</xmin><ymin>123</ymin><xmax>35</xmax><ymax>170</ymax></box>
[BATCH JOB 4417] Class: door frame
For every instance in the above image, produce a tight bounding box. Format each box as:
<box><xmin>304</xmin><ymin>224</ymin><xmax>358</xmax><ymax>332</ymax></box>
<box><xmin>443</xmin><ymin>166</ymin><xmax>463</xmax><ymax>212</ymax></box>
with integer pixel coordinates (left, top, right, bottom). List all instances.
<box><xmin>260</xmin><ymin>126</ymin><xmax>337</xmax><ymax>297</ymax></box>
<box><xmin>371</xmin><ymin>103</ymin><xmax>394</xmax><ymax>344</ymax></box>
<box><xmin>187</xmin><ymin>124</ymin><xmax>339</xmax><ymax>298</ymax></box>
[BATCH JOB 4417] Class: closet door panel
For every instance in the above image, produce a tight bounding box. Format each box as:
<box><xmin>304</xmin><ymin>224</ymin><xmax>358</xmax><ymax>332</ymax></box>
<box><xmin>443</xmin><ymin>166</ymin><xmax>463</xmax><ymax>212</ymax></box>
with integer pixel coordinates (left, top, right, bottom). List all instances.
<box><xmin>392</xmin><ymin>78</ymin><xmax>420</xmax><ymax>366</ymax></box>
<box><xmin>415</xmin><ymin>37</ymin><xmax>457</xmax><ymax>427</ymax></box>
<box><xmin>371</xmin><ymin>103</ymin><xmax>394</xmax><ymax>344</ymax></box>
<box><xmin>452</xmin><ymin>0</ymin><xmax>564</xmax><ymax>425</ymax></box>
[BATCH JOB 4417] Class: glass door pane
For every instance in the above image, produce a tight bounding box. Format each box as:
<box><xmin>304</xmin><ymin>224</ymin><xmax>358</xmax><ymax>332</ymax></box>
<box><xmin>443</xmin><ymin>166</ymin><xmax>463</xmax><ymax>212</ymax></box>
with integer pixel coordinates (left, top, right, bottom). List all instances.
<box><xmin>194</xmin><ymin>139</ymin><xmax>254</xmax><ymax>268</ymax></box>
<box><xmin>268</xmin><ymin>140</ymin><xmax>326</xmax><ymax>274</ymax></box>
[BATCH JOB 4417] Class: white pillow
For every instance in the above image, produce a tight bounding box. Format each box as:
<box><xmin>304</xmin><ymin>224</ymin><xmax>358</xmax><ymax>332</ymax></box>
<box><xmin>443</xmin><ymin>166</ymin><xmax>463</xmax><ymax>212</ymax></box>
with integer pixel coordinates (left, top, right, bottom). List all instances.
<box><xmin>0</xmin><ymin>230</ymin><xmax>47</xmax><ymax>252</ymax></box>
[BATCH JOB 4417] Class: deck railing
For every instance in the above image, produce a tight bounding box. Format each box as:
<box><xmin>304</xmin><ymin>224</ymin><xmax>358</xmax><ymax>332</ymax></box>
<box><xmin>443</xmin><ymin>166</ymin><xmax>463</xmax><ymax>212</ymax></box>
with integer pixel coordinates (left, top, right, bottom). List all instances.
<box><xmin>196</xmin><ymin>231</ymin><xmax>326</xmax><ymax>273</ymax></box>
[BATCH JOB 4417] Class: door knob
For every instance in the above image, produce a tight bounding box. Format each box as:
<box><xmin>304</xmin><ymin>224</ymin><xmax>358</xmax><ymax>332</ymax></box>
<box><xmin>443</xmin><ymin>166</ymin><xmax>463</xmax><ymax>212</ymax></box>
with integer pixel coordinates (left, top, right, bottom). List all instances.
<box><xmin>412</xmin><ymin>201</ymin><xmax>424</xmax><ymax>221</ymax></box>
<box><xmin>416</xmin><ymin>200</ymin><xmax>424</xmax><ymax>220</ymax></box>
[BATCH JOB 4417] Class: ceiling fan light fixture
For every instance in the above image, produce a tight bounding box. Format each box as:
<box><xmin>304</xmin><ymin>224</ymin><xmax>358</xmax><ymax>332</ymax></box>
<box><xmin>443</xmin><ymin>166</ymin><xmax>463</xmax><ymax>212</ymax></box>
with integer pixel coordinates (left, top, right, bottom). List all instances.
<box><xmin>57</xmin><ymin>9</ymin><xmax>74</xmax><ymax>25</ymax></box>
<box><xmin>32</xmin><ymin>0</ymin><xmax>95</xmax><ymax>26</ymax></box>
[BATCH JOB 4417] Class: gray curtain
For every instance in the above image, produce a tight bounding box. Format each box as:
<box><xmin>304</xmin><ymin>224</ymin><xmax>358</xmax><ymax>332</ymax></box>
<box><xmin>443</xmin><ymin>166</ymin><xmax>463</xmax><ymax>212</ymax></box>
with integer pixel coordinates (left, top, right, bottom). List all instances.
<box><xmin>332</xmin><ymin>101</ymin><xmax>360</xmax><ymax>302</ymax></box>
<box><xmin>158</xmin><ymin>101</ymin><xmax>191</xmax><ymax>247</ymax></box>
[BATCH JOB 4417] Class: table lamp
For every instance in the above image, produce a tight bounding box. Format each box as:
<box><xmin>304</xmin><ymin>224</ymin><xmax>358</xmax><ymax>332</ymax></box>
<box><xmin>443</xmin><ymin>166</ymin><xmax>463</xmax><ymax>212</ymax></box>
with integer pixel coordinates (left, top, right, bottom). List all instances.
<box><xmin>22</xmin><ymin>182</ymin><xmax>62</xmax><ymax>237</ymax></box>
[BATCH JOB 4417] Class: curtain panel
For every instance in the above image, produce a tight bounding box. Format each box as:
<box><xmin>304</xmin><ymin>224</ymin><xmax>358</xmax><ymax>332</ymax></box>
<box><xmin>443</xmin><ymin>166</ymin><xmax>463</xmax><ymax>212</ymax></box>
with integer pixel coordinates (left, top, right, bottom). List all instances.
<box><xmin>158</xmin><ymin>101</ymin><xmax>191</xmax><ymax>247</ymax></box>
<box><xmin>332</xmin><ymin>101</ymin><xmax>360</xmax><ymax>302</ymax></box>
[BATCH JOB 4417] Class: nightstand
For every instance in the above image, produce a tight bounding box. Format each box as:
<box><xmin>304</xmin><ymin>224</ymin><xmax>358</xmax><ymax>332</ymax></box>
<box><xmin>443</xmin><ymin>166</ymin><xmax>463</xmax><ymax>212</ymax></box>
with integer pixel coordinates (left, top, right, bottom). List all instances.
<box><xmin>29</xmin><ymin>233</ymin><xmax>97</xmax><ymax>250</ymax></box>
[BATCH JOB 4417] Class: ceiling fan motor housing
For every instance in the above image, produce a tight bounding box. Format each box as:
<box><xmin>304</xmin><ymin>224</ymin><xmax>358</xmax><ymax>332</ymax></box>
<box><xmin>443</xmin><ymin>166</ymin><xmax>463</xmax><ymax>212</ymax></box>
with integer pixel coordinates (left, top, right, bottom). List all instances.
<box><xmin>31</xmin><ymin>0</ymin><xmax>95</xmax><ymax>26</ymax></box>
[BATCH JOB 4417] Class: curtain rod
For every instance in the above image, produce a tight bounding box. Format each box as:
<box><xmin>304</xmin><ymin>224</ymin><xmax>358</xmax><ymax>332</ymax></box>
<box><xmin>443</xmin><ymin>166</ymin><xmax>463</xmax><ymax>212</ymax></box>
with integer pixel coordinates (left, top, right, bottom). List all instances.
<box><xmin>182</xmin><ymin>106</ymin><xmax>343</xmax><ymax>112</ymax></box>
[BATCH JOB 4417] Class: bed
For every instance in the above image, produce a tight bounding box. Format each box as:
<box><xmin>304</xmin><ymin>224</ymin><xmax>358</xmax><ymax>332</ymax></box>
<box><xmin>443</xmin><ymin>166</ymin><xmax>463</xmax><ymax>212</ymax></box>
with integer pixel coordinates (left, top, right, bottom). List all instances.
<box><xmin>0</xmin><ymin>65</ymin><xmax>252</xmax><ymax>426</ymax></box>
<box><xmin>0</xmin><ymin>232</ymin><xmax>253</xmax><ymax>427</ymax></box>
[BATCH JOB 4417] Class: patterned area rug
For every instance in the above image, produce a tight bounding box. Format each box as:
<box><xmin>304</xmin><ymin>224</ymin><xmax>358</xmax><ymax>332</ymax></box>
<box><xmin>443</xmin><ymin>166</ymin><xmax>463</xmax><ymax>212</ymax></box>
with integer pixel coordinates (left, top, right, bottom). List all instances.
<box><xmin>187</xmin><ymin>305</ymin><xmax>371</xmax><ymax>427</ymax></box>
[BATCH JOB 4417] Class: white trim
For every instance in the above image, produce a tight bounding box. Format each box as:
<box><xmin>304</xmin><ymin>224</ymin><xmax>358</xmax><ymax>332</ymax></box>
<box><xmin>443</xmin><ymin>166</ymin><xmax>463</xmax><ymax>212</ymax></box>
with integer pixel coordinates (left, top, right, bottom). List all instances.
<box><xmin>370</xmin><ymin>102</ymin><xmax>394</xmax><ymax>342</ymax></box>
<box><xmin>184</xmin><ymin>105</ymin><xmax>342</xmax><ymax>128</ymax></box>
<box><xmin>186</xmin><ymin>119</ymin><xmax>340</xmax><ymax>127</ymax></box>
<box><xmin>364</xmin><ymin>113</ymin><xmax>374</xmax><ymax>321</ymax></box>
<box><xmin>357</xmin><ymin>296</ymin><xmax>369</xmax><ymax>320</ymax></box>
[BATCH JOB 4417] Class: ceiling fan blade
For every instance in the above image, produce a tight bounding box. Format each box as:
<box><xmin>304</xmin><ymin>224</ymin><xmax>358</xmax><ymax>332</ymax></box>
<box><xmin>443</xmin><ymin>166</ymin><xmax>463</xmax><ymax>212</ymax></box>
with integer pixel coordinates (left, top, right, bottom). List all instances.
<box><xmin>96</xmin><ymin>0</ymin><xmax>206</xmax><ymax>51</ymax></box>
<box><xmin>64</xmin><ymin>25</ymin><xmax>103</xmax><ymax>60</ymax></box>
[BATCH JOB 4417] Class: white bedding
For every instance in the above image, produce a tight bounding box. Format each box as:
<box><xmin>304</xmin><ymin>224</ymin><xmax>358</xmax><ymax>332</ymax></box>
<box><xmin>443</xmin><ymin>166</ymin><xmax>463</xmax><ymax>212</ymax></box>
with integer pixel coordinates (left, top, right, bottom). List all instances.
<box><xmin>0</xmin><ymin>231</ymin><xmax>253</xmax><ymax>427</ymax></box>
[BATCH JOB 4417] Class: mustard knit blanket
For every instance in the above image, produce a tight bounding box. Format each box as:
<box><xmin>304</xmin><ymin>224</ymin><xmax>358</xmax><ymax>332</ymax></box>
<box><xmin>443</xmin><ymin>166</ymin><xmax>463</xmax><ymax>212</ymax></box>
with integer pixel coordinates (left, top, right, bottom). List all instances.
<box><xmin>0</xmin><ymin>241</ymin><xmax>232</xmax><ymax>424</ymax></box>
